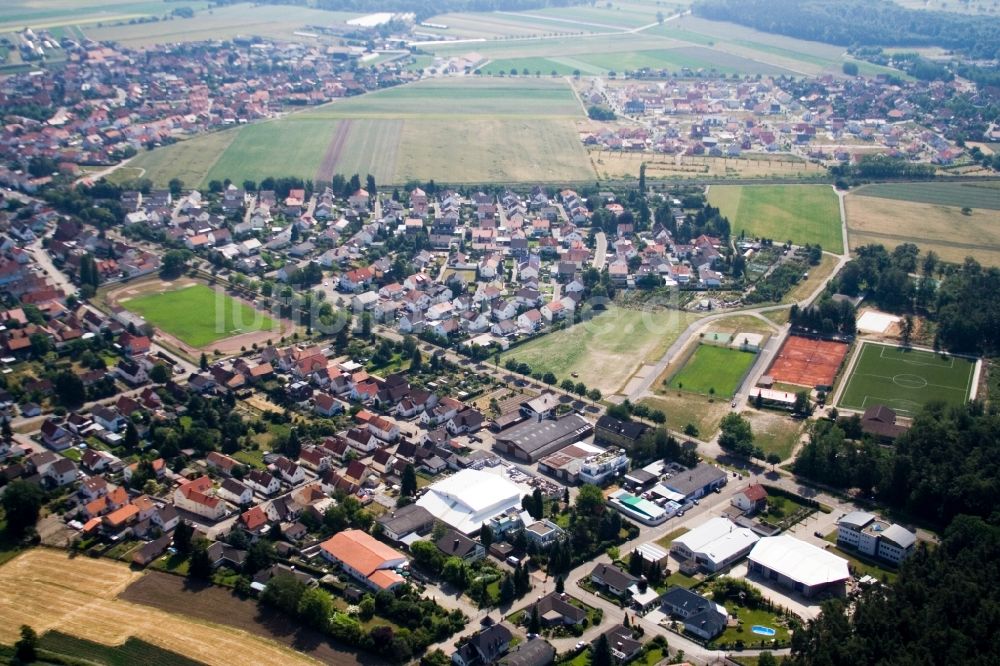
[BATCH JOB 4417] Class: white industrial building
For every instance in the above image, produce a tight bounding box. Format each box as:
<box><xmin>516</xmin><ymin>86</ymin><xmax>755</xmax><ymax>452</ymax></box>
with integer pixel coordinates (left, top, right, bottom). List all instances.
<box><xmin>416</xmin><ymin>468</ymin><xmax>525</xmax><ymax>534</ymax></box>
<box><xmin>836</xmin><ymin>511</ymin><xmax>916</xmax><ymax>565</ymax></box>
<box><xmin>747</xmin><ymin>535</ymin><xmax>850</xmax><ymax>597</ymax></box>
<box><xmin>670</xmin><ymin>516</ymin><xmax>760</xmax><ymax>572</ymax></box>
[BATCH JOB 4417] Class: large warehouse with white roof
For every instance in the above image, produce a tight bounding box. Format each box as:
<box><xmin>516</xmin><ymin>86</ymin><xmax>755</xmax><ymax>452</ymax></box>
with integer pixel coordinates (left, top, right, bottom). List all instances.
<box><xmin>671</xmin><ymin>516</ymin><xmax>760</xmax><ymax>572</ymax></box>
<box><xmin>747</xmin><ymin>535</ymin><xmax>851</xmax><ymax>597</ymax></box>
<box><xmin>416</xmin><ymin>468</ymin><xmax>525</xmax><ymax>534</ymax></box>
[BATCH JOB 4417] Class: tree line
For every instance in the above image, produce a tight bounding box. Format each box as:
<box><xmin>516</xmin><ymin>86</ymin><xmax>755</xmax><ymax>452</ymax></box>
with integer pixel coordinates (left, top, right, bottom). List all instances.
<box><xmin>788</xmin><ymin>514</ymin><xmax>1000</xmax><ymax>665</ymax></box>
<box><xmin>835</xmin><ymin>243</ymin><xmax>1000</xmax><ymax>354</ymax></box>
<box><xmin>693</xmin><ymin>0</ymin><xmax>1000</xmax><ymax>59</ymax></box>
<box><xmin>794</xmin><ymin>401</ymin><xmax>1000</xmax><ymax>526</ymax></box>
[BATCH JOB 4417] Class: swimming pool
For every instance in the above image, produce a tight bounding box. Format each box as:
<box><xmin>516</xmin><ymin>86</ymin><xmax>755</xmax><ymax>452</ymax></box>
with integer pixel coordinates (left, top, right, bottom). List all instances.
<box><xmin>751</xmin><ymin>625</ymin><xmax>776</xmax><ymax>636</ymax></box>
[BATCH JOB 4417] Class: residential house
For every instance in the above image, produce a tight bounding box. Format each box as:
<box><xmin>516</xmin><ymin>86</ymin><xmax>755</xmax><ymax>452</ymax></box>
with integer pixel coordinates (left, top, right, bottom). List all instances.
<box><xmin>436</xmin><ymin>529</ymin><xmax>486</xmax><ymax>563</ymax></box>
<box><xmin>319</xmin><ymin>529</ymin><xmax>407</xmax><ymax>591</ymax></box>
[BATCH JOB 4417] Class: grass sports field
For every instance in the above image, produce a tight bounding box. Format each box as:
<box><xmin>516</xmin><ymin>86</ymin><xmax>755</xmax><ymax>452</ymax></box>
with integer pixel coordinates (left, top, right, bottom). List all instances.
<box><xmin>846</xmin><ymin>189</ymin><xmax>1000</xmax><ymax>266</ymax></box>
<box><xmin>121</xmin><ymin>284</ymin><xmax>276</xmax><ymax>348</ymax></box>
<box><xmin>837</xmin><ymin>342</ymin><xmax>976</xmax><ymax>417</ymax></box>
<box><xmin>710</xmin><ymin>185</ymin><xmax>844</xmax><ymax>253</ymax></box>
<box><xmin>667</xmin><ymin>344</ymin><xmax>757</xmax><ymax>397</ymax></box>
<box><xmin>135</xmin><ymin>78</ymin><xmax>594</xmax><ymax>187</ymax></box>
<box><xmin>500</xmin><ymin>307</ymin><xmax>702</xmax><ymax>395</ymax></box>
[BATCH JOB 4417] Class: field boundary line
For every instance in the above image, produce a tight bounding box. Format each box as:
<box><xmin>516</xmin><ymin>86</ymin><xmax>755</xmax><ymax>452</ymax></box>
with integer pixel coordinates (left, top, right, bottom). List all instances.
<box><xmin>829</xmin><ymin>340</ymin><xmax>864</xmax><ymax>408</ymax></box>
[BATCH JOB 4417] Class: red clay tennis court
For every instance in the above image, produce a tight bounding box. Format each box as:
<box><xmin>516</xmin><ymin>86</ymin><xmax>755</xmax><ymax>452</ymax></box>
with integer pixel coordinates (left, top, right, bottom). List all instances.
<box><xmin>768</xmin><ymin>336</ymin><xmax>849</xmax><ymax>388</ymax></box>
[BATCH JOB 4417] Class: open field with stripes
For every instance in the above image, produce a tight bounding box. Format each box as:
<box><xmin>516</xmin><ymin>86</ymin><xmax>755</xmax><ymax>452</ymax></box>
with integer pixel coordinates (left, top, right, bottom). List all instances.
<box><xmin>0</xmin><ymin>549</ymin><xmax>320</xmax><ymax>666</ymax></box>
<box><xmin>133</xmin><ymin>78</ymin><xmax>594</xmax><ymax>187</ymax></box>
<box><xmin>846</xmin><ymin>184</ymin><xmax>1000</xmax><ymax>266</ymax></box>
<box><xmin>837</xmin><ymin>342</ymin><xmax>977</xmax><ymax>417</ymax></box>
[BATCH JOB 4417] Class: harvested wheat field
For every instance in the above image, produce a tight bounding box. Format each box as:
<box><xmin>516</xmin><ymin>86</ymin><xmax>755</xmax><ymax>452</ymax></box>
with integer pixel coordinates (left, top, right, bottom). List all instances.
<box><xmin>0</xmin><ymin>549</ymin><xmax>319</xmax><ymax>666</ymax></box>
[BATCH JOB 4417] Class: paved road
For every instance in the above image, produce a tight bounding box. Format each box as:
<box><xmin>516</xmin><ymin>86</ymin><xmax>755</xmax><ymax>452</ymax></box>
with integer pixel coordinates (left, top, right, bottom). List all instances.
<box><xmin>28</xmin><ymin>237</ymin><xmax>76</xmax><ymax>297</ymax></box>
<box><xmin>593</xmin><ymin>232</ymin><xmax>608</xmax><ymax>270</ymax></box>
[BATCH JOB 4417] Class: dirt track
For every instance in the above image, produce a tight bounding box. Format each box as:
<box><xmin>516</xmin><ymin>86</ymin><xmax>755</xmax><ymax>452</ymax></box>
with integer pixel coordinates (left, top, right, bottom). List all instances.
<box><xmin>316</xmin><ymin>119</ymin><xmax>353</xmax><ymax>183</ymax></box>
<box><xmin>0</xmin><ymin>549</ymin><xmax>321</xmax><ymax>666</ymax></box>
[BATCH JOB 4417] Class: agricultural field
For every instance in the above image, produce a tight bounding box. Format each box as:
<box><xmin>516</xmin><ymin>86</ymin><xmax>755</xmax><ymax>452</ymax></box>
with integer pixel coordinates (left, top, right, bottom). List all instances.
<box><xmin>127</xmin><ymin>129</ymin><xmax>240</xmax><ymax>188</ymax></box>
<box><xmin>205</xmin><ymin>119</ymin><xmax>337</xmax><ymax>186</ymax></box>
<box><xmin>852</xmin><ymin>181</ymin><xmax>1000</xmax><ymax>210</ymax></box>
<box><xmin>117</xmin><ymin>282</ymin><xmax>278</xmax><ymax>348</ymax></box>
<box><xmin>589</xmin><ymin>151</ymin><xmax>828</xmax><ymax>182</ymax></box>
<box><xmin>837</xmin><ymin>342</ymin><xmax>977</xmax><ymax>417</ymax></box>
<box><xmin>81</xmin><ymin>4</ymin><xmax>361</xmax><ymax>47</ymax></box>
<box><xmin>308</xmin><ymin>78</ymin><xmax>582</xmax><ymax>119</ymax></box>
<box><xmin>0</xmin><ymin>0</ymin><xmax>211</xmax><ymax>33</ymax></box>
<box><xmin>0</xmin><ymin>549</ymin><xmax>317</xmax><ymax>666</ymax></box>
<box><xmin>667</xmin><ymin>344</ymin><xmax>757</xmax><ymax>397</ymax></box>
<box><xmin>38</xmin><ymin>631</ymin><xmax>205</xmax><ymax>666</ymax></box>
<box><xmin>846</xmin><ymin>189</ymin><xmax>1000</xmax><ymax>266</ymax></box>
<box><xmin>709</xmin><ymin>185</ymin><xmax>844</xmax><ymax>253</ymax></box>
<box><xmin>478</xmin><ymin>45</ymin><xmax>798</xmax><ymax>77</ymax></box>
<box><xmin>417</xmin><ymin>11</ymin><xmax>603</xmax><ymax>39</ymax></box>
<box><xmin>138</xmin><ymin>78</ymin><xmax>594</xmax><ymax>186</ymax></box>
<box><xmin>500</xmin><ymin>307</ymin><xmax>703</xmax><ymax>395</ymax></box>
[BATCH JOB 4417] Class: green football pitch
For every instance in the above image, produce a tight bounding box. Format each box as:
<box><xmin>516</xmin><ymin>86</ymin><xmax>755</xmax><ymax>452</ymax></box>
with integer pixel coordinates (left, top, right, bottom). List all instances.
<box><xmin>837</xmin><ymin>342</ymin><xmax>976</xmax><ymax>417</ymax></box>
<box><xmin>122</xmin><ymin>284</ymin><xmax>276</xmax><ymax>348</ymax></box>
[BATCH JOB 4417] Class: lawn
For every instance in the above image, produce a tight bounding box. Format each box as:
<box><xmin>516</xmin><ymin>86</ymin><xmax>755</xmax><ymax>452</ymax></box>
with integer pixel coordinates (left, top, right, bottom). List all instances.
<box><xmin>500</xmin><ymin>307</ymin><xmax>703</xmax><ymax>395</ymax></box>
<box><xmin>821</xmin><ymin>535</ymin><xmax>899</xmax><ymax>584</ymax></box>
<box><xmin>38</xmin><ymin>631</ymin><xmax>205</xmax><ymax>666</ymax></box>
<box><xmin>846</xmin><ymin>191</ymin><xmax>1000</xmax><ymax>266</ymax></box>
<box><xmin>122</xmin><ymin>283</ymin><xmax>277</xmax><ymax>348</ymax></box>
<box><xmin>640</xmin><ymin>394</ymin><xmax>731</xmax><ymax>440</ymax></box>
<box><xmin>744</xmin><ymin>411</ymin><xmax>804</xmax><ymax>462</ymax></box>
<box><xmin>655</xmin><ymin>526</ymin><xmax>691</xmax><ymax>549</ymax></box>
<box><xmin>710</xmin><ymin>185</ymin><xmax>844</xmax><ymax>253</ymax></box>
<box><xmin>667</xmin><ymin>344</ymin><xmax>757</xmax><ymax>397</ymax></box>
<box><xmin>837</xmin><ymin>342</ymin><xmax>977</xmax><ymax>417</ymax></box>
<box><xmin>715</xmin><ymin>605</ymin><xmax>790</xmax><ymax>646</ymax></box>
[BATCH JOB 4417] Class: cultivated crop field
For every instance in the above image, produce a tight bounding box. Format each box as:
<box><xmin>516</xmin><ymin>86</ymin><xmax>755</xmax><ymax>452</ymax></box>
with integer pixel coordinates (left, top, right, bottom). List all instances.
<box><xmin>845</xmin><ymin>192</ymin><xmax>1000</xmax><ymax>266</ymax></box>
<box><xmin>0</xmin><ymin>549</ymin><xmax>317</xmax><ymax>666</ymax></box>
<box><xmin>837</xmin><ymin>342</ymin><xmax>977</xmax><ymax>417</ymax></box>
<box><xmin>852</xmin><ymin>181</ymin><xmax>1000</xmax><ymax>210</ymax></box>
<box><xmin>137</xmin><ymin>78</ymin><xmax>594</xmax><ymax>186</ymax></box>
<box><xmin>590</xmin><ymin>151</ymin><xmax>828</xmax><ymax>182</ymax></box>
<box><xmin>205</xmin><ymin>118</ymin><xmax>336</xmax><ymax>185</ymax></box>
<box><xmin>127</xmin><ymin>130</ymin><xmax>240</xmax><ymax>188</ymax></box>
<box><xmin>667</xmin><ymin>344</ymin><xmax>757</xmax><ymax>397</ymax></box>
<box><xmin>115</xmin><ymin>281</ymin><xmax>279</xmax><ymax>349</ymax></box>
<box><xmin>81</xmin><ymin>4</ymin><xmax>361</xmax><ymax>47</ymax></box>
<box><xmin>0</xmin><ymin>0</ymin><xmax>210</xmax><ymax>33</ymax></box>
<box><xmin>710</xmin><ymin>185</ymin><xmax>844</xmax><ymax>252</ymax></box>
<box><xmin>500</xmin><ymin>307</ymin><xmax>703</xmax><ymax>395</ymax></box>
